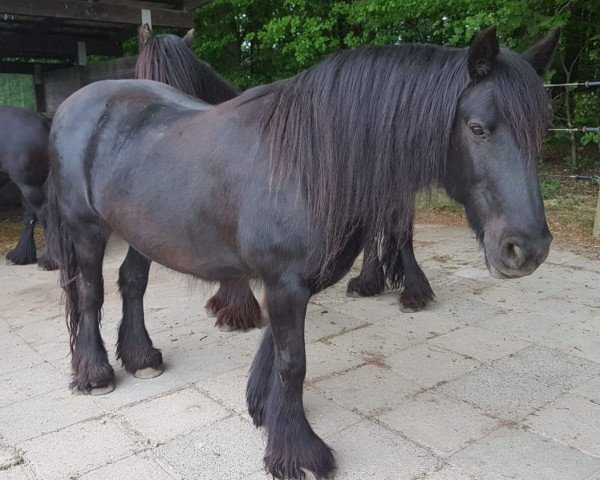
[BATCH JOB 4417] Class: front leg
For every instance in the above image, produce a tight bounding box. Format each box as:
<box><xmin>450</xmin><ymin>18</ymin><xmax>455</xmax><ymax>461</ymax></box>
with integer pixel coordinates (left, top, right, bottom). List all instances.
<box><xmin>398</xmin><ymin>227</ymin><xmax>434</xmax><ymax>311</ymax></box>
<box><xmin>249</xmin><ymin>277</ymin><xmax>335</xmax><ymax>480</ymax></box>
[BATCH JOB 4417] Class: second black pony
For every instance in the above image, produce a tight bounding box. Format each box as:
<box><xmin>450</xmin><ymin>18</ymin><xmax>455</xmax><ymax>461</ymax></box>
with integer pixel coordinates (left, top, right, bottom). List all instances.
<box><xmin>48</xmin><ymin>27</ymin><xmax>558</xmax><ymax>479</ymax></box>
<box><xmin>0</xmin><ymin>106</ymin><xmax>55</xmax><ymax>269</ymax></box>
<box><xmin>136</xmin><ymin>25</ymin><xmax>434</xmax><ymax>328</ymax></box>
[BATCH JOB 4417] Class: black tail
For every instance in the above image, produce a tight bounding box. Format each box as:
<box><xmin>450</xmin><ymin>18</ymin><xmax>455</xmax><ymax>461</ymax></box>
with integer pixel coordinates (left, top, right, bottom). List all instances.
<box><xmin>46</xmin><ymin>174</ymin><xmax>80</xmax><ymax>352</ymax></box>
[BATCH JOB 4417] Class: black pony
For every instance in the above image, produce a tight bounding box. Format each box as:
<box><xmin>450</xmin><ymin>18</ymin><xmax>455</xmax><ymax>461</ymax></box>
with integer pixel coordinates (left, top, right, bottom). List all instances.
<box><xmin>47</xmin><ymin>27</ymin><xmax>558</xmax><ymax>479</ymax></box>
<box><xmin>0</xmin><ymin>106</ymin><xmax>55</xmax><ymax>269</ymax></box>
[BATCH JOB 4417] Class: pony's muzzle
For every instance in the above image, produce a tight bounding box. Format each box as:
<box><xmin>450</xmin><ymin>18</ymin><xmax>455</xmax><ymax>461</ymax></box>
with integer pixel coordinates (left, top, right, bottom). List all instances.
<box><xmin>497</xmin><ymin>232</ymin><xmax>552</xmax><ymax>277</ymax></box>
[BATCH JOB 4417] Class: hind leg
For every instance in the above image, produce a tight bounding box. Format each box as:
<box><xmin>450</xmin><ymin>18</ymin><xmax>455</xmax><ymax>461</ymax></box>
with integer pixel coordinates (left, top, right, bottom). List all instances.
<box><xmin>251</xmin><ymin>278</ymin><xmax>335</xmax><ymax>479</ymax></box>
<box><xmin>205</xmin><ymin>280</ymin><xmax>263</xmax><ymax>331</ymax></box>
<box><xmin>6</xmin><ymin>201</ymin><xmax>37</xmax><ymax>265</ymax></box>
<box><xmin>399</xmin><ymin>225</ymin><xmax>434</xmax><ymax>311</ymax></box>
<box><xmin>346</xmin><ymin>238</ymin><xmax>385</xmax><ymax>297</ymax></box>
<box><xmin>70</xmin><ymin>226</ymin><xmax>114</xmax><ymax>394</ymax></box>
<box><xmin>117</xmin><ymin>247</ymin><xmax>163</xmax><ymax>378</ymax></box>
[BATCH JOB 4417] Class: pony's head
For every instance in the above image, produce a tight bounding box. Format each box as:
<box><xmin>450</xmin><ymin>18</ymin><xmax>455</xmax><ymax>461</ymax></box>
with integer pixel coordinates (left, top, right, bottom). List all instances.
<box><xmin>135</xmin><ymin>23</ymin><xmax>238</xmax><ymax>104</ymax></box>
<box><xmin>444</xmin><ymin>27</ymin><xmax>559</xmax><ymax>279</ymax></box>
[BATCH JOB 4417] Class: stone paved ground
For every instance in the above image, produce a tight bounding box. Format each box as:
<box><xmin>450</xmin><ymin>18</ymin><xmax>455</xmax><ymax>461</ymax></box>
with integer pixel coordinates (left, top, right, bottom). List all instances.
<box><xmin>1</xmin><ymin>224</ymin><xmax>599</xmax><ymax>480</ymax></box>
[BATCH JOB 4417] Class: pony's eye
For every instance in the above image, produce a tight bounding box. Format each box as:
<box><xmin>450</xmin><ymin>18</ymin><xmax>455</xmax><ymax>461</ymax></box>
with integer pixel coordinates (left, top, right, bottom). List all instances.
<box><xmin>470</xmin><ymin>124</ymin><xmax>485</xmax><ymax>137</ymax></box>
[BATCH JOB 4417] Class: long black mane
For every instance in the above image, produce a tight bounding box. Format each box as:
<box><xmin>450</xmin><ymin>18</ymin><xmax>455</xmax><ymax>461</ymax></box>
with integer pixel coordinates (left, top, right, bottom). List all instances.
<box><xmin>135</xmin><ymin>33</ymin><xmax>238</xmax><ymax>104</ymax></box>
<box><xmin>258</xmin><ymin>44</ymin><xmax>549</xmax><ymax>276</ymax></box>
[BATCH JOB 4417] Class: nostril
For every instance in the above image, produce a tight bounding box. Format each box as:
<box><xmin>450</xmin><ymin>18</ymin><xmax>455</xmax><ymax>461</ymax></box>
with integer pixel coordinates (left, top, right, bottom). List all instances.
<box><xmin>502</xmin><ymin>241</ymin><xmax>526</xmax><ymax>270</ymax></box>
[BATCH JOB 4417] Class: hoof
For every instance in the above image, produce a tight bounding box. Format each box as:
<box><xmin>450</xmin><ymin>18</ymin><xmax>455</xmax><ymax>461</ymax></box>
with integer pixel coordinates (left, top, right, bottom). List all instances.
<box><xmin>73</xmin><ymin>383</ymin><xmax>115</xmax><ymax>396</ymax></box>
<box><xmin>37</xmin><ymin>253</ymin><xmax>59</xmax><ymax>271</ymax></box>
<box><xmin>400</xmin><ymin>305</ymin><xmax>420</xmax><ymax>313</ymax></box>
<box><xmin>5</xmin><ymin>249</ymin><xmax>36</xmax><ymax>266</ymax></box>
<box><xmin>265</xmin><ymin>431</ymin><xmax>336</xmax><ymax>480</ymax></box>
<box><xmin>399</xmin><ymin>288</ymin><xmax>435</xmax><ymax>312</ymax></box>
<box><xmin>89</xmin><ymin>383</ymin><xmax>116</xmax><ymax>395</ymax></box>
<box><xmin>217</xmin><ymin>323</ymin><xmax>237</xmax><ymax>333</ymax></box>
<box><xmin>346</xmin><ymin>275</ymin><xmax>385</xmax><ymax>298</ymax></box>
<box><xmin>134</xmin><ymin>366</ymin><xmax>164</xmax><ymax>379</ymax></box>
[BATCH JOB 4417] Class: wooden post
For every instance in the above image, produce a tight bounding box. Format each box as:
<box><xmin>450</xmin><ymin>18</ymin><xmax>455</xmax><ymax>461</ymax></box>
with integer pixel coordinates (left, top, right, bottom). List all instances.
<box><xmin>141</xmin><ymin>9</ymin><xmax>152</xmax><ymax>28</ymax></box>
<box><xmin>77</xmin><ymin>41</ymin><xmax>87</xmax><ymax>66</ymax></box>
<box><xmin>33</xmin><ymin>64</ymin><xmax>45</xmax><ymax>113</ymax></box>
<box><xmin>593</xmin><ymin>179</ymin><xmax>600</xmax><ymax>237</ymax></box>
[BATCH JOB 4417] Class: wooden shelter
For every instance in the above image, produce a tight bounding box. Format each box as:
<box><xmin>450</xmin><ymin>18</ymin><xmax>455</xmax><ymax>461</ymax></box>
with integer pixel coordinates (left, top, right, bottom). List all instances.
<box><xmin>0</xmin><ymin>0</ymin><xmax>209</xmax><ymax>114</ymax></box>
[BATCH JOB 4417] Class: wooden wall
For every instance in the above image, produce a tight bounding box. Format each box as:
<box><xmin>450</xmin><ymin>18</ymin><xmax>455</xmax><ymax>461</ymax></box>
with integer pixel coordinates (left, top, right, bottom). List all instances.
<box><xmin>43</xmin><ymin>56</ymin><xmax>136</xmax><ymax>115</ymax></box>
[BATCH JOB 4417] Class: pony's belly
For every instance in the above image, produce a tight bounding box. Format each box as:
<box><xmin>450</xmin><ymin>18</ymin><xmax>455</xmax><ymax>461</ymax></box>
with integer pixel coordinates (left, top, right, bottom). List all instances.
<box><xmin>102</xmin><ymin>207</ymin><xmax>248</xmax><ymax>281</ymax></box>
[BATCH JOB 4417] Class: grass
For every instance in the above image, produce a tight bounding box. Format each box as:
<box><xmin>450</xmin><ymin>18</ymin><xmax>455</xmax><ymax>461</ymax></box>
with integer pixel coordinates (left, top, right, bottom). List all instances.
<box><xmin>0</xmin><ymin>74</ymin><xmax>35</xmax><ymax>108</ymax></box>
<box><xmin>415</xmin><ymin>178</ymin><xmax>600</xmax><ymax>257</ymax></box>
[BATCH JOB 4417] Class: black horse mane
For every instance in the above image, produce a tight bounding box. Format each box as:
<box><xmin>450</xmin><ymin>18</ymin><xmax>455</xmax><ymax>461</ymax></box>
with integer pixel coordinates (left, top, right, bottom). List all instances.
<box><xmin>135</xmin><ymin>33</ymin><xmax>239</xmax><ymax>104</ymax></box>
<box><xmin>257</xmin><ymin>44</ymin><xmax>549</xmax><ymax>277</ymax></box>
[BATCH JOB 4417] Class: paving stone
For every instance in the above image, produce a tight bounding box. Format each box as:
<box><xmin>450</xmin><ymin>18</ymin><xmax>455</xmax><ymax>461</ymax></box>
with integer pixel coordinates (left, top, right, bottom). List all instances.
<box><xmin>196</xmin><ymin>366</ymin><xmax>249</xmax><ymax>415</ymax></box>
<box><xmin>0</xmin><ymin>389</ymin><xmax>104</xmax><ymax>444</ymax></box>
<box><xmin>9</xmin><ymin>316</ymin><xmax>69</xmax><ymax>362</ymax></box>
<box><xmin>387</xmin><ymin>343</ymin><xmax>480</xmax><ymax>388</ymax></box>
<box><xmin>313</xmin><ymin>364</ymin><xmax>421</xmax><ymax>416</ymax></box>
<box><xmin>377</xmin><ymin>312</ymin><xmax>464</xmax><ymax>342</ymax></box>
<box><xmin>0</xmin><ymin>361</ymin><xmax>63</xmax><ymax>408</ymax></box>
<box><xmin>492</xmin><ymin>345</ymin><xmax>600</xmax><ymax>391</ymax></box>
<box><xmin>21</xmin><ymin>418</ymin><xmax>140</xmax><ymax>479</ymax></box>
<box><xmin>79</xmin><ymin>453</ymin><xmax>176</xmax><ymax>480</ymax></box>
<box><xmin>157</xmin><ymin>416</ymin><xmax>265</xmax><ymax>479</ymax></box>
<box><xmin>118</xmin><ymin>387</ymin><xmax>230</xmax><ymax>444</ymax></box>
<box><xmin>0</xmin><ymin>333</ymin><xmax>44</xmax><ymax>377</ymax></box>
<box><xmin>525</xmin><ymin>394</ymin><xmax>600</xmax><ymax>457</ymax></box>
<box><xmin>303</xmin><ymin>387</ymin><xmax>363</xmax><ymax>440</ymax></box>
<box><xmin>450</xmin><ymin>427</ymin><xmax>600</xmax><ymax>480</ymax></box>
<box><xmin>331</xmin><ymin>420</ymin><xmax>438</xmax><ymax>479</ymax></box>
<box><xmin>305</xmin><ymin>341</ymin><xmax>364</xmax><ymax>382</ymax></box>
<box><xmin>91</xmin><ymin>369</ymin><xmax>186</xmax><ymax>411</ymax></box>
<box><xmin>0</xmin><ymin>465</ymin><xmax>35</xmax><ymax>480</ymax></box>
<box><xmin>571</xmin><ymin>376</ymin><xmax>600</xmax><ymax>403</ymax></box>
<box><xmin>326</xmin><ymin>325</ymin><xmax>417</xmax><ymax>358</ymax></box>
<box><xmin>165</xmin><ymin>334</ymin><xmax>258</xmax><ymax>384</ymax></box>
<box><xmin>431</xmin><ymin>326</ymin><xmax>531</xmax><ymax>363</ymax></box>
<box><xmin>423</xmin><ymin>464</ymin><xmax>479</xmax><ymax>480</ymax></box>
<box><xmin>377</xmin><ymin>391</ymin><xmax>498</xmax><ymax>456</ymax></box>
<box><xmin>436</xmin><ymin>364</ymin><xmax>564</xmax><ymax>421</ymax></box>
<box><xmin>0</xmin><ymin>441</ymin><xmax>23</xmax><ymax>470</ymax></box>
<box><xmin>320</xmin><ymin>295</ymin><xmax>404</xmax><ymax>322</ymax></box>
<box><xmin>304</xmin><ymin>309</ymin><xmax>369</xmax><ymax>344</ymax></box>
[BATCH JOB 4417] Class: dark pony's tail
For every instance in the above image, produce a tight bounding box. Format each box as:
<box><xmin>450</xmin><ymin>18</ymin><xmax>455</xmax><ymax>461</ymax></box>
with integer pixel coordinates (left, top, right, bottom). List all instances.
<box><xmin>45</xmin><ymin>173</ymin><xmax>80</xmax><ymax>353</ymax></box>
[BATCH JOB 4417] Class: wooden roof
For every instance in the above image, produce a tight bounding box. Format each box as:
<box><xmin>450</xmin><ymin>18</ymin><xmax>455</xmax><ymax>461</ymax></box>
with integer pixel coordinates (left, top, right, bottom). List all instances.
<box><xmin>0</xmin><ymin>0</ymin><xmax>209</xmax><ymax>72</ymax></box>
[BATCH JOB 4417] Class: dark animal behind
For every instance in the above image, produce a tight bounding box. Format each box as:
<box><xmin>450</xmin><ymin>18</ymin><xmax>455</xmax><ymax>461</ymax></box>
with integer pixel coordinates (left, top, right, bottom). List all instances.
<box><xmin>135</xmin><ymin>25</ymin><xmax>238</xmax><ymax>103</ymax></box>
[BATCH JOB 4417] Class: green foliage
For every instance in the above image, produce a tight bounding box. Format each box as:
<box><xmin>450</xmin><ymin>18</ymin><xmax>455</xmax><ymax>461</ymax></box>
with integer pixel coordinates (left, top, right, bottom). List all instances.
<box><xmin>540</xmin><ymin>178</ymin><xmax>561</xmax><ymax>199</ymax></box>
<box><xmin>0</xmin><ymin>74</ymin><xmax>35</xmax><ymax>108</ymax></box>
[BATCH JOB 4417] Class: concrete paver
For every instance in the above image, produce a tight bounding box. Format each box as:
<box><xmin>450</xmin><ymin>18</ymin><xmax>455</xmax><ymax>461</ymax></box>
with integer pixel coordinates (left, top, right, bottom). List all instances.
<box><xmin>1</xmin><ymin>225</ymin><xmax>599</xmax><ymax>479</ymax></box>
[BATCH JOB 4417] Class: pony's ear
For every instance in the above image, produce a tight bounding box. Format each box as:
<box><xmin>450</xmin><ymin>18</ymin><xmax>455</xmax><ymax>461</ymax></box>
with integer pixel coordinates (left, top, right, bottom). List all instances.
<box><xmin>182</xmin><ymin>28</ymin><xmax>195</xmax><ymax>48</ymax></box>
<box><xmin>522</xmin><ymin>28</ymin><xmax>561</xmax><ymax>77</ymax></box>
<box><xmin>139</xmin><ymin>23</ymin><xmax>153</xmax><ymax>47</ymax></box>
<box><xmin>467</xmin><ymin>26</ymin><xmax>500</xmax><ymax>81</ymax></box>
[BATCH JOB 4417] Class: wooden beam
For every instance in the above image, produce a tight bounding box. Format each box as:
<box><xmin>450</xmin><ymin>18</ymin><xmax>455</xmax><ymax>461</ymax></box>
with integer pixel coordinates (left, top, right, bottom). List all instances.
<box><xmin>183</xmin><ymin>0</ymin><xmax>211</xmax><ymax>10</ymax></box>
<box><xmin>0</xmin><ymin>62</ymin><xmax>69</xmax><ymax>74</ymax></box>
<box><xmin>0</xmin><ymin>0</ymin><xmax>193</xmax><ymax>28</ymax></box>
<box><xmin>0</xmin><ymin>33</ymin><xmax>122</xmax><ymax>60</ymax></box>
